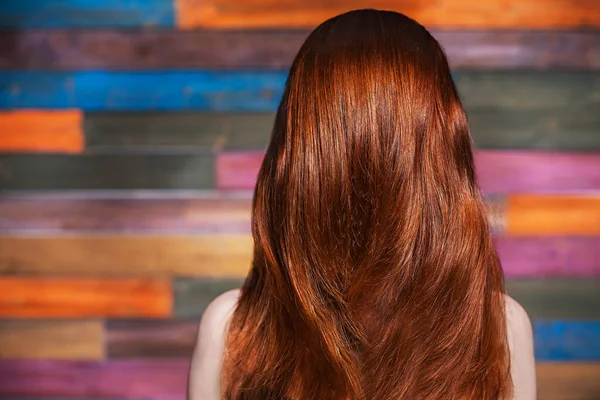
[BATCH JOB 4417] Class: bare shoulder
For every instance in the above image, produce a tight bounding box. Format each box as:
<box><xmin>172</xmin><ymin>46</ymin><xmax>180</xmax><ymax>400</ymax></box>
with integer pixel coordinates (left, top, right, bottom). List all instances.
<box><xmin>504</xmin><ymin>294</ymin><xmax>536</xmax><ymax>400</ymax></box>
<box><xmin>188</xmin><ymin>289</ymin><xmax>241</xmax><ymax>400</ymax></box>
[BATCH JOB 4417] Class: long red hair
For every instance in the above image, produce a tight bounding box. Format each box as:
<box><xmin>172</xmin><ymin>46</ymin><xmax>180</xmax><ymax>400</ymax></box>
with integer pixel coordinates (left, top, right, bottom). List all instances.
<box><xmin>222</xmin><ymin>9</ymin><xmax>512</xmax><ymax>400</ymax></box>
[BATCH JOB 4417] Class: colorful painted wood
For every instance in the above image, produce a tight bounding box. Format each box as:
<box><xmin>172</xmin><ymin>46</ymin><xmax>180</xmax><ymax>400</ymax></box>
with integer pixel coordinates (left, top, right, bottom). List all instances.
<box><xmin>507</xmin><ymin>280</ymin><xmax>600</xmax><ymax>319</ymax></box>
<box><xmin>0</xmin><ymin>195</ymin><xmax>253</xmax><ymax>234</ymax></box>
<box><xmin>2</xmin><ymin>30</ymin><xmax>599</xmax><ymax>70</ymax></box>
<box><xmin>0</xmin><ymin>154</ymin><xmax>215</xmax><ymax>190</ymax></box>
<box><xmin>175</xmin><ymin>0</ymin><xmax>600</xmax><ymax>29</ymax></box>
<box><xmin>174</xmin><ymin>277</ymin><xmax>245</xmax><ymax>318</ymax></box>
<box><xmin>0</xmin><ymin>0</ymin><xmax>175</xmax><ymax>28</ymax></box>
<box><xmin>0</xmin><ymin>110</ymin><xmax>83</xmax><ymax>153</ymax></box>
<box><xmin>217</xmin><ymin>151</ymin><xmax>264</xmax><ymax>190</ymax></box>
<box><xmin>1</xmin><ymin>71</ymin><xmax>598</xmax><ymax>111</ymax></box>
<box><xmin>0</xmin><ymin>359</ymin><xmax>187</xmax><ymax>399</ymax></box>
<box><xmin>107</xmin><ymin>320</ymin><xmax>197</xmax><ymax>358</ymax></box>
<box><xmin>0</xmin><ymin>278</ymin><xmax>171</xmax><ymax>318</ymax></box>
<box><xmin>535</xmin><ymin>321</ymin><xmax>600</xmax><ymax>361</ymax></box>
<box><xmin>537</xmin><ymin>363</ymin><xmax>600</xmax><ymax>400</ymax></box>
<box><xmin>495</xmin><ymin>238</ymin><xmax>600</xmax><ymax>277</ymax></box>
<box><xmin>0</xmin><ymin>235</ymin><xmax>253</xmax><ymax>277</ymax></box>
<box><xmin>0</xmin><ymin>320</ymin><xmax>104</xmax><ymax>360</ymax></box>
<box><xmin>507</xmin><ymin>195</ymin><xmax>600</xmax><ymax>236</ymax></box>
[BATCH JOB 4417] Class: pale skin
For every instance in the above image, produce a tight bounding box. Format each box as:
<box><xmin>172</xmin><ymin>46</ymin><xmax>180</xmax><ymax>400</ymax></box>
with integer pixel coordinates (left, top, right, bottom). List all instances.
<box><xmin>188</xmin><ymin>290</ymin><xmax>536</xmax><ymax>400</ymax></box>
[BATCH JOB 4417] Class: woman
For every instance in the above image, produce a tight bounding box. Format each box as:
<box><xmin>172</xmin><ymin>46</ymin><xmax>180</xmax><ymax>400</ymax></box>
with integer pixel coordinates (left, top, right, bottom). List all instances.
<box><xmin>188</xmin><ymin>9</ymin><xmax>536</xmax><ymax>400</ymax></box>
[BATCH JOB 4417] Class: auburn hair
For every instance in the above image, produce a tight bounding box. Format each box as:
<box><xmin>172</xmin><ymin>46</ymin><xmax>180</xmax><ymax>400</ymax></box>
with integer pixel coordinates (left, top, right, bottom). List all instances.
<box><xmin>221</xmin><ymin>9</ymin><xmax>512</xmax><ymax>400</ymax></box>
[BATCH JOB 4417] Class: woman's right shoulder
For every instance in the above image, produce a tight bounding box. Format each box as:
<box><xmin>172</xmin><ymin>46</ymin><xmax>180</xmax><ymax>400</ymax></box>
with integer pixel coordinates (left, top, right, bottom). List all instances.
<box><xmin>504</xmin><ymin>294</ymin><xmax>536</xmax><ymax>400</ymax></box>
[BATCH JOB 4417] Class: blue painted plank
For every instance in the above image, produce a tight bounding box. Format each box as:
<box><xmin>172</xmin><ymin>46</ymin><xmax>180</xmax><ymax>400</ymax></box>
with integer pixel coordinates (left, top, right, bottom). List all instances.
<box><xmin>0</xmin><ymin>71</ymin><xmax>287</xmax><ymax>111</ymax></box>
<box><xmin>535</xmin><ymin>321</ymin><xmax>600</xmax><ymax>361</ymax></box>
<box><xmin>0</xmin><ymin>0</ymin><xmax>174</xmax><ymax>28</ymax></box>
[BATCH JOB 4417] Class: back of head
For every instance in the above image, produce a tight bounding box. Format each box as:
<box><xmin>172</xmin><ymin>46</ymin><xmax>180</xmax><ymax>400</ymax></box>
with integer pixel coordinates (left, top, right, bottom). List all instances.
<box><xmin>222</xmin><ymin>9</ymin><xmax>511</xmax><ymax>400</ymax></box>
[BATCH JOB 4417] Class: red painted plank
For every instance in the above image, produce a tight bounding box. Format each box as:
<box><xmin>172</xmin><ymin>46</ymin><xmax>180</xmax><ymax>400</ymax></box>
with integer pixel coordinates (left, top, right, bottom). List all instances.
<box><xmin>496</xmin><ymin>237</ymin><xmax>600</xmax><ymax>277</ymax></box>
<box><xmin>0</xmin><ymin>359</ymin><xmax>187</xmax><ymax>399</ymax></box>
<box><xmin>0</xmin><ymin>110</ymin><xmax>83</xmax><ymax>153</ymax></box>
<box><xmin>217</xmin><ymin>151</ymin><xmax>600</xmax><ymax>193</ymax></box>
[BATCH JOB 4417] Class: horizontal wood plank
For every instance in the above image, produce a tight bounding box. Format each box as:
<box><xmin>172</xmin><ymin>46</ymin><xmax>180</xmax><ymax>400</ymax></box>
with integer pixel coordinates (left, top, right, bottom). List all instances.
<box><xmin>0</xmin><ymin>278</ymin><xmax>171</xmax><ymax>318</ymax></box>
<box><xmin>174</xmin><ymin>277</ymin><xmax>245</xmax><ymax>318</ymax></box>
<box><xmin>217</xmin><ymin>151</ymin><xmax>600</xmax><ymax>193</ymax></box>
<box><xmin>1</xmin><ymin>71</ymin><xmax>598</xmax><ymax>111</ymax></box>
<box><xmin>0</xmin><ymin>154</ymin><xmax>214</xmax><ymax>190</ymax></box>
<box><xmin>0</xmin><ymin>110</ymin><xmax>83</xmax><ymax>153</ymax></box>
<box><xmin>535</xmin><ymin>321</ymin><xmax>600</xmax><ymax>361</ymax></box>
<box><xmin>0</xmin><ymin>0</ymin><xmax>174</xmax><ymax>28</ymax></box>
<box><xmin>0</xmin><ymin>320</ymin><xmax>104</xmax><ymax>360</ymax></box>
<box><xmin>176</xmin><ymin>0</ymin><xmax>600</xmax><ymax>29</ymax></box>
<box><xmin>507</xmin><ymin>194</ymin><xmax>600</xmax><ymax>236</ymax></box>
<box><xmin>2</xmin><ymin>30</ymin><xmax>599</xmax><ymax>70</ymax></box>
<box><xmin>0</xmin><ymin>359</ymin><xmax>187</xmax><ymax>399</ymax></box>
<box><xmin>537</xmin><ymin>363</ymin><xmax>600</xmax><ymax>400</ymax></box>
<box><xmin>507</xmin><ymin>279</ymin><xmax>600</xmax><ymax>319</ymax></box>
<box><xmin>107</xmin><ymin>320</ymin><xmax>197</xmax><ymax>358</ymax></box>
<box><xmin>495</xmin><ymin>237</ymin><xmax>600</xmax><ymax>277</ymax></box>
<box><xmin>0</xmin><ymin>236</ymin><xmax>253</xmax><ymax>277</ymax></box>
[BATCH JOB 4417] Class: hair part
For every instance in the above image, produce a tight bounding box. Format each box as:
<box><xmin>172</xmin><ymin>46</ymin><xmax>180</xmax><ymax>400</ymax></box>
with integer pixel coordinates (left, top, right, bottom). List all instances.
<box><xmin>222</xmin><ymin>9</ymin><xmax>512</xmax><ymax>400</ymax></box>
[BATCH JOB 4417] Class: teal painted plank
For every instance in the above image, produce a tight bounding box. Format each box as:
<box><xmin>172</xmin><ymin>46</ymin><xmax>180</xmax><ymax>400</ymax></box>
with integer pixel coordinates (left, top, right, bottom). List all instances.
<box><xmin>535</xmin><ymin>321</ymin><xmax>600</xmax><ymax>361</ymax></box>
<box><xmin>0</xmin><ymin>0</ymin><xmax>174</xmax><ymax>28</ymax></box>
<box><xmin>1</xmin><ymin>71</ymin><xmax>598</xmax><ymax>112</ymax></box>
<box><xmin>0</xmin><ymin>154</ymin><xmax>215</xmax><ymax>190</ymax></box>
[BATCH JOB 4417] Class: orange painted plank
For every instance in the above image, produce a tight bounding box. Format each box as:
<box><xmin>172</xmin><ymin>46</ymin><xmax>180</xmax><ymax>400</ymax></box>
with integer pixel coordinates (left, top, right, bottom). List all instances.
<box><xmin>0</xmin><ymin>278</ymin><xmax>172</xmax><ymax>318</ymax></box>
<box><xmin>0</xmin><ymin>110</ymin><xmax>83</xmax><ymax>153</ymax></box>
<box><xmin>507</xmin><ymin>194</ymin><xmax>600</xmax><ymax>236</ymax></box>
<box><xmin>176</xmin><ymin>0</ymin><xmax>600</xmax><ymax>29</ymax></box>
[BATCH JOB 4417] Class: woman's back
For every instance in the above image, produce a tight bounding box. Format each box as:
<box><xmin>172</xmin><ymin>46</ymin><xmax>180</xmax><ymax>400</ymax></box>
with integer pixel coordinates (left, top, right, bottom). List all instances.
<box><xmin>188</xmin><ymin>9</ymin><xmax>536</xmax><ymax>399</ymax></box>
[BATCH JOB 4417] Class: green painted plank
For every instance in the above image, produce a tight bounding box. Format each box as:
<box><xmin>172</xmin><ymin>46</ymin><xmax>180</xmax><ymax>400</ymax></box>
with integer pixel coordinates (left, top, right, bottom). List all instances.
<box><xmin>0</xmin><ymin>154</ymin><xmax>214</xmax><ymax>190</ymax></box>
<box><xmin>507</xmin><ymin>279</ymin><xmax>600</xmax><ymax>320</ymax></box>
<box><xmin>173</xmin><ymin>277</ymin><xmax>244</xmax><ymax>318</ymax></box>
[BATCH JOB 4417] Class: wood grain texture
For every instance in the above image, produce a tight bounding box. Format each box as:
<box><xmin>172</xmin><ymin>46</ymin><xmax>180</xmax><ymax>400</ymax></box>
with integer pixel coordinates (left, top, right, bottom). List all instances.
<box><xmin>0</xmin><ymin>278</ymin><xmax>171</xmax><ymax>318</ymax></box>
<box><xmin>537</xmin><ymin>363</ymin><xmax>600</xmax><ymax>400</ymax></box>
<box><xmin>0</xmin><ymin>235</ymin><xmax>253</xmax><ymax>277</ymax></box>
<box><xmin>495</xmin><ymin>237</ymin><xmax>600</xmax><ymax>277</ymax></box>
<box><xmin>507</xmin><ymin>279</ymin><xmax>600</xmax><ymax>319</ymax></box>
<box><xmin>0</xmin><ymin>154</ymin><xmax>214</xmax><ymax>190</ymax></box>
<box><xmin>107</xmin><ymin>319</ymin><xmax>197</xmax><ymax>358</ymax></box>
<box><xmin>0</xmin><ymin>359</ymin><xmax>187</xmax><ymax>399</ymax></box>
<box><xmin>0</xmin><ymin>320</ymin><xmax>104</xmax><ymax>360</ymax></box>
<box><xmin>507</xmin><ymin>194</ymin><xmax>600</xmax><ymax>236</ymax></box>
<box><xmin>0</xmin><ymin>0</ymin><xmax>175</xmax><ymax>28</ymax></box>
<box><xmin>1</xmin><ymin>71</ymin><xmax>598</xmax><ymax>112</ymax></box>
<box><xmin>0</xmin><ymin>110</ymin><xmax>83</xmax><ymax>153</ymax></box>
<box><xmin>176</xmin><ymin>0</ymin><xmax>600</xmax><ymax>29</ymax></box>
<box><xmin>534</xmin><ymin>321</ymin><xmax>600</xmax><ymax>361</ymax></box>
<box><xmin>217</xmin><ymin>150</ymin><xmax>600</xmax><ymax>193</ymax></box>
<box><xmin>174</xmin><ymin>277</ymin><xmax>244</xmax><ymax>318</ymax></box>
<box><xmin>2</xmin><ymin>30</ymin><xmax>599</xmax><ymax>70</ymax></box>
<box><xmin>84</xmin><ymin>112</ymin><xmax>273</xmax><ymax>152</ymax></box>
<box><xmin>0</xmin><ymin>195</ymin><xmax>252</xmax><ymax>233</ymax></box>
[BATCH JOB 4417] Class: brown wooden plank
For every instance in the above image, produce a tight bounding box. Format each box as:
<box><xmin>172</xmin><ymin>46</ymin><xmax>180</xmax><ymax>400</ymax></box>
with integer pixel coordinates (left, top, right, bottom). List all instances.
<box><xmin>507</xmin><ymin>279</ymin><xmax>600</xmax><ymax>320</ymax></box>
<box><xmin>106</xmin><ymin>319</ymin><xmax>197</xmax><ymax>358</ymax></box>
<box><xmin>0</xmin><ymin>110</ymin><xmax>83</xmax><ymax>153</ymax></box>
<box><xmin>507</xmin><ymin>194</ymin><xmax>600</xmax><ymax>236</ymax></box>
<box><xmin>0</xmin><ymin>320</ymin><xmax>104</xmax><ymax>360</ymax></box>
<box><xmin>537</xmin><ymin>363</ymin><xmax>600</xmax><ymax>400</ymax></box>
<box><xmin>0</xmin><ymin>195</ymin><xmax>252</xmax><ymax>234</ymax></box>
<box><xmin>176</xmin><ymin>0</ymin><xmax>600</xmax><ymax>29</ymax></box>
<box><xmin>0</xmin><ymin>278</ymin><xmax>172</xmax><ymax>318</ymax></box>
<box><xmin>0</xmin><ymin>235</ymin><xmax>253</xmax><ymax>277</ymax></box>
<box><xmin>1</xmin><ymin>30</ymin><xmax>599</xmax><ymax>70</ymax></box>
<box><xmin>0</xmin><ymin>154</ymin><xmax>214</xmax><ymax>190</ymax></box>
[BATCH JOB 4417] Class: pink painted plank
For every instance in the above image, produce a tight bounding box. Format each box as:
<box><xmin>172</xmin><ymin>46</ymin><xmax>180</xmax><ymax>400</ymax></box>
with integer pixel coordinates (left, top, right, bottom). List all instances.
<box><xmin>496</xmin><ymin>237</ymin><xmax>600</xmax><ymax>277</ymax></box>
<box><xmin>0</xmin><ymin>359</ymin><xmax>187</xmax><ymax>399</ymax></box>
<box><xmin>217</xmin><ymin>151</ymin><xmax>600</xmax><ymax>193</ymax></box>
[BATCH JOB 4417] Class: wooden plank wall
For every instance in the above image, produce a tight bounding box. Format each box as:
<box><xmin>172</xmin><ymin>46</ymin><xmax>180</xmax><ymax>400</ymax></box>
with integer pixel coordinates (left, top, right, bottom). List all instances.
<box><xmin>0</xmin><ymin>1</ymin><xmax>599</xmax><ymax>399</ymax></box>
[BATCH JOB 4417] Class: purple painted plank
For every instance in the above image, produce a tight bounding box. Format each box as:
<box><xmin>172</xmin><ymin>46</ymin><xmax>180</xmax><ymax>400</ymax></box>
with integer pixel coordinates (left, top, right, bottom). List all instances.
<box><xmin>0</xmin><ymin>359</ymin><xmax>187</xmax><ymax>399</ymax></box>
<box><xmin>216</xmin><ymin>151</ymin><xmax>264</xmax><ymax>190</ymax></box>
<box><xmin>217</xmin><ymin>151</ymin><xmax>600</xmax><ymax>193</ymax></box>
<box><xmin>496</xmin><ymin>237</ymin><xmax>600</xmax><ymax>277</ymax></box>
<box><xmin>476</xmin><ymin>151</ymin><xmax>600</xmax><ymax>194</ymax></box>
